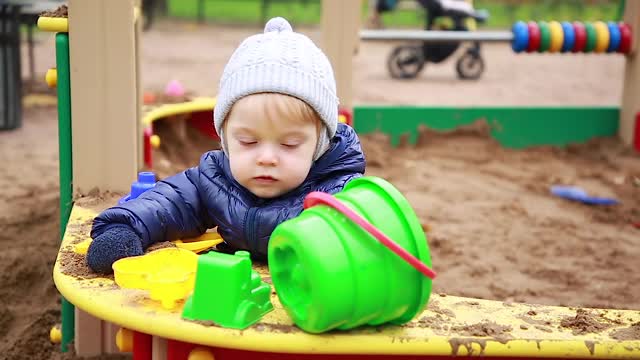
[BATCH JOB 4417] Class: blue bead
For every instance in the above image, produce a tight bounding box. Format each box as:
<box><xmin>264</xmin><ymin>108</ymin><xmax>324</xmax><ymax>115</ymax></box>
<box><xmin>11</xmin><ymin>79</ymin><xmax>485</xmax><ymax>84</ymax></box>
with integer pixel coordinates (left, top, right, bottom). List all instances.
<box><xmin>512</xmin><ymin>21</ymin><xmax>529</xmax><ymax>53</ymax></box>
<box><xmin>560</xmin><ymin>21</ymin><xmax>575</xmax><ymax>53</ymax></box>
<box><xmin>607</xmin><ymin>21</ymin><xmax>621</xmax><ymax>52</ymax></box>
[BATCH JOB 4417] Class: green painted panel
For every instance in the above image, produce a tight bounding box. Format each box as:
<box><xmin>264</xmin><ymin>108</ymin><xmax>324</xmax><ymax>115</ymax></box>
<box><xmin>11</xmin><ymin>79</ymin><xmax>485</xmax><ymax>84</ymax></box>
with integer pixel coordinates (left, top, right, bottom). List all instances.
<box><xmin>353</xmin><ymin>106</ymin><xmax>619</xmax><ymax>149</ymax></box>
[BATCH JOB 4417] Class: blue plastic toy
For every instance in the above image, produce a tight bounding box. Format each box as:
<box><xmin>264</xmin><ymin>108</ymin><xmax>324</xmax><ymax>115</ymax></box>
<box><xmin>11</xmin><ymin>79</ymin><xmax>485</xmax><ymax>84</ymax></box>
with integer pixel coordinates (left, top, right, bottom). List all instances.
<box><xmin>118</xmin><ymin>172</ymin><xmax>157</xmax><ymax>204</ymax></box>
<box><xmin>550</xmin><ymin>185</ymin><xmax>619</xmax><ymax>205</ymax></box>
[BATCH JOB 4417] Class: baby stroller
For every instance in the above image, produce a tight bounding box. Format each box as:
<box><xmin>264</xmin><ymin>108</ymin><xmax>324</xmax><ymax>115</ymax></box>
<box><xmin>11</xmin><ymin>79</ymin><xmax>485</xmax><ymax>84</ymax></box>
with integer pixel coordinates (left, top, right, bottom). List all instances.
<box><xmin>387</xmin><ymin>0</ymin><xmax>489</xmax><ymax>80</ymax></box>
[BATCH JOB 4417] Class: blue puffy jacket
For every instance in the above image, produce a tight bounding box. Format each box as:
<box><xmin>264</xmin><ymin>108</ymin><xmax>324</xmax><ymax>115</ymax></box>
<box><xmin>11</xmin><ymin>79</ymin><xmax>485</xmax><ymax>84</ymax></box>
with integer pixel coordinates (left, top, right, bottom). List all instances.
<box><xmin>91</xmin><ymin>123</ymin><xmax>366</xmax><ymax>259</ymax></box>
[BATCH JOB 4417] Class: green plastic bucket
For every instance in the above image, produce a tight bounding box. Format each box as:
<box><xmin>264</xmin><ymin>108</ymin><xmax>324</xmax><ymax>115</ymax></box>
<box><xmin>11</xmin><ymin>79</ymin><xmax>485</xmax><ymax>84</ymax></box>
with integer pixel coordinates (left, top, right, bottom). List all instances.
<box><xmin>268</xmin><ymin>176</ymin><xmax>433</xmax><ymax>333</ymax></box>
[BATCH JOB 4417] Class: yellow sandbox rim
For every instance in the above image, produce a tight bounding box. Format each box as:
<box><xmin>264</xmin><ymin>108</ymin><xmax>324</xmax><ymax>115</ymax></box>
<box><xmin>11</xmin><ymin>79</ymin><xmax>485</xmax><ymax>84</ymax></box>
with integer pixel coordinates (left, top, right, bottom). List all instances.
<box><xmin>142</xmin><ymin>97</ymin><xmax>216</xmax><ymax>126</ymax></box>
<box><xmin>37</xmin><ymin>17</ymin><xmax>68</xmax><ymax>33</ymax></box>
<box><xmin>54</xmin><ymin>205</ymin><xmax>640</xmax><ymax>357</ymax></box>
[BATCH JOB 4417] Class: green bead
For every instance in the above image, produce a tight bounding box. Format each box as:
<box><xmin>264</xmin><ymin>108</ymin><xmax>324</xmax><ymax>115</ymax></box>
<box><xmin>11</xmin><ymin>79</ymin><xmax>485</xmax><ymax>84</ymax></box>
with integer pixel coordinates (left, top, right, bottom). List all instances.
<box><xmin>538</xmin><ymin>21</ymin><xmax>551</xmax><ymax>53</ymax></box>
<box><xmin>584</xmin><ymin>22</ymin><xmax>597</xmax><ymax>52</ymax></box>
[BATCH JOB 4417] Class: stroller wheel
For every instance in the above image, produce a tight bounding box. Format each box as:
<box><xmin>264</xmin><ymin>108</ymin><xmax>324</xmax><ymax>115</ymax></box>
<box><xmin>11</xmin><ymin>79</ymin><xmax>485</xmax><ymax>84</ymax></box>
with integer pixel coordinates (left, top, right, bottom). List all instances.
<box><xmin>456</xmin><ymin>52</ymin><xmax>485</xmax><ymax>80</ymax></box>
<box><xmin>387</xmin><ymin>45</ymin><xmax>425</xmax><ymax>79</ymax></box>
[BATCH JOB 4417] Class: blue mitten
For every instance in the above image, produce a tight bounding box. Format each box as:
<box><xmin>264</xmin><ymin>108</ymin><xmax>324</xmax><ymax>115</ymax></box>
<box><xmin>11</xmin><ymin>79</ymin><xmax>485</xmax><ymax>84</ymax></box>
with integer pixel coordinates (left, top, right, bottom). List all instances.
<box><xmin>87</xmin><ymin>224</ymin><xmax>144</xmax><ymax>273</ymax></box>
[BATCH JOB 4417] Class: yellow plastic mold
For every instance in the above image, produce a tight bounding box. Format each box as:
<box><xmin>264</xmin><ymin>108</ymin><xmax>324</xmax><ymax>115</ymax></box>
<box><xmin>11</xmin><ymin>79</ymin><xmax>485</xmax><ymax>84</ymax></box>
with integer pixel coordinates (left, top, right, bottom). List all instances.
<box><xmin>74</xmin><ymin>238</ymin><xmax>92</xmax><ymax>255</ymax></box>
<box><xmin>113</xmin><ymin>248</ymin><xmax>199</xmax><ymax>309</ymax></box>
<box><xmin>173</xmin><ymin>232</ymin><xmax>224</xmax><ymax>253</ymax></box>
<box><xmin>73</xmin><ymin>232</ymin><xmax>221</xmax><ymax>256</ymax></box>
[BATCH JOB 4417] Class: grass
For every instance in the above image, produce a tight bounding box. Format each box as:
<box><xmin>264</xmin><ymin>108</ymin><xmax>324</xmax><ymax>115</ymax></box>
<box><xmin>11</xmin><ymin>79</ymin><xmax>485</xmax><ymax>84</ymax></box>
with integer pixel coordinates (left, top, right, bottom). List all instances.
<box><xmin>167</xmin><ymin>0</ymin><xmax>323</xmax><ymax>25</ymax></box>
<box><xmin>165</xmin><ymin>0</ymin><xmax>623</xmax><ymax>29</ymax></box>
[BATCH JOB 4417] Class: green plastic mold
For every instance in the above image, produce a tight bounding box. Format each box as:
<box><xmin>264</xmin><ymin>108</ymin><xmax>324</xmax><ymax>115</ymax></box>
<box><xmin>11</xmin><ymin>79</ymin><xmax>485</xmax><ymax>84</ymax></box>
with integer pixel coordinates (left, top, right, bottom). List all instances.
<box><xmin>182</xmin><ymin>250</ymin><xmax>273</xmax><ymax>329</ymax></box>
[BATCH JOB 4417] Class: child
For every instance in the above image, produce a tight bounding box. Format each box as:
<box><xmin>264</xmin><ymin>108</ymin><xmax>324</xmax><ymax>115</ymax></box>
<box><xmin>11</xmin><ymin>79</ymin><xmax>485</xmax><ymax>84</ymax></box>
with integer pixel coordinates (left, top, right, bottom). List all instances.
<box><xmin>87</xmin><ymin>17</ymin><xmax>366</xmax><ymax>273</ymax></box>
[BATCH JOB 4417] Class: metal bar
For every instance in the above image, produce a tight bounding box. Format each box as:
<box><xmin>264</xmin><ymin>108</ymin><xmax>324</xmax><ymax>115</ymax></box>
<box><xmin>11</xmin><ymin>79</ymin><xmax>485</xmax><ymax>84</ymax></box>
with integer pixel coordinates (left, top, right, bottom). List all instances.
<box><xmin>56</xmin><ymin>32</ymin><xmax>75</xmax><ymax>353</ymax></box>
<box><xmin>9</xmin><ymin>4</ymin><xmax>21</xmax><ymax>129</ymax></box>
<box><xmin>1</xmin><ymin>5</ymin><xmax>8</xmax><ymax>129</ymax></box>
<box><xmin>197</xmin><ymin>0</ymin><xmax>204</xmax><ymax>23</ymax></box>
<box><xmin>27</xmin><ymin>22</ymin><xmax>34</xmax><ymax>83</ymax></box>
<box><xmin>360</xmin><ymin>29</ymin><xmax>514</xmax><ymax>43</ymax></box>
<box><xmin>0</xmin><ymin>4</ymin><xmax>23</xmax><ymax>130</ymax></box>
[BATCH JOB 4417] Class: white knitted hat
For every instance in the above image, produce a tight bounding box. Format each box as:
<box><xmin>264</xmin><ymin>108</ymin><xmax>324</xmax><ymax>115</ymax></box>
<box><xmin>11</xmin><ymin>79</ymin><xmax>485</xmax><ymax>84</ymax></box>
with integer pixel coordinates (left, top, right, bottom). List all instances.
<box><xmin>214</xmin><ymin>17</ymin><xmax>339</xmax><ymax>160</ymax></box>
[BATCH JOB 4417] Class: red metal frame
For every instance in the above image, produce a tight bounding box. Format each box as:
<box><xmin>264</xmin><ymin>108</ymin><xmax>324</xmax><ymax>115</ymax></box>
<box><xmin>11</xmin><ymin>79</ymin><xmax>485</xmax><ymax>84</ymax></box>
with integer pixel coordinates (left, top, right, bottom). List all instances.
<box><xmin>162</xmin><ymin>338</ymin><xmax>575</xmax><ymax>360</ymax></box>
<box><xmin>133</xmin><ymin>331</ymin><xmax>152</xmax><ymax>360</ymax></box>
<box><xmin>634</xmin><ymin>112</ymin><xmax>640</xmax><ymax>152</ymax></box>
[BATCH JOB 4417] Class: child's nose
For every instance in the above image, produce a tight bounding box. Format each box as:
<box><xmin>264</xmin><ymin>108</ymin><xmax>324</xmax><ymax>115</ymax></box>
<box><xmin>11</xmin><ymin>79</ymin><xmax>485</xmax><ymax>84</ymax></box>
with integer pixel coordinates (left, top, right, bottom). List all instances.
<box><xmin>256</xmin><ymin>147</ymin><xmax>278</xmax><ymax>166</ymax></box>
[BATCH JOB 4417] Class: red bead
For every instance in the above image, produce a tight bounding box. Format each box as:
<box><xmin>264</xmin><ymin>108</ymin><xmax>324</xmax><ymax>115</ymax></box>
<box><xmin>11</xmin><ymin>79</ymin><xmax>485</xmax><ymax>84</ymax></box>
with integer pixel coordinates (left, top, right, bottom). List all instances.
<box><xmin>618</xmin><ymin>22</ymin><xmax>632</xmax><ymax>54</ymax></box>
<box><xmin>527</xmin><ymin>21</ymin><xmax>540</xmax><ymax>52</ymax></box>
<box><xmin>572</xmin><ymin>22</ymin><xmax>587</xmax><ymax>52</ymax></box>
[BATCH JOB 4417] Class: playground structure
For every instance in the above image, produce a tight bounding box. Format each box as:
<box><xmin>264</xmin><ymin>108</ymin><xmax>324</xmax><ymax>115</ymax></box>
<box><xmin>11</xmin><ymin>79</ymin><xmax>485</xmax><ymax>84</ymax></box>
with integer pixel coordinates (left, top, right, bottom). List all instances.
<box><xmin>364</xmin><ymin>16</ymin><xmax>633</xmax><ymax>79</ymax></box>
<box><xmin>358</xmin><ymin>6</ymin><xmax>640</xmax><ymax>151</ymax></box>
<box><xmin>363</xmin><ymin>20</ymin><xmax>633</xmax><ymax>53</ymax></box>
<box><xmin>37</xmin><ymin>0</ymin><xmax>640</xmax><ymax>359</ymax></box>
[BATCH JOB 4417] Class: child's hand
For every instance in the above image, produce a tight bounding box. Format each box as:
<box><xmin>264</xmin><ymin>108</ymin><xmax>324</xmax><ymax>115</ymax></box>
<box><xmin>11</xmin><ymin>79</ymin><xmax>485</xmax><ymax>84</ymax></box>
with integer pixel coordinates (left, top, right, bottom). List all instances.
<box><xmin>86</xmin><ymin>224</ymin><xmax>143</xmax><ymax>274</ymax></box>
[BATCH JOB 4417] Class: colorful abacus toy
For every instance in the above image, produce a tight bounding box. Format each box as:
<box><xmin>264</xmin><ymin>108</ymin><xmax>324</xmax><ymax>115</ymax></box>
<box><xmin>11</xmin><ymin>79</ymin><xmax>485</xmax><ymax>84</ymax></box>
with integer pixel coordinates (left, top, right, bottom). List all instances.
<box><xmin>512</xmin><ymin>20</ymin><xmax>632</xmax><ymax>54</ymax></box>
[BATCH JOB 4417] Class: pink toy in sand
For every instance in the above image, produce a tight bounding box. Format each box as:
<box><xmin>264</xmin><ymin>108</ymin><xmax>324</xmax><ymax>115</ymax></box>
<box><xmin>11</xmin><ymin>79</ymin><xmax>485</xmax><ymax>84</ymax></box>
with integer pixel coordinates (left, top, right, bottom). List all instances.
<box><xmin>165</xmin><ymin>80</ymin><xmax>186</xmax><ymax>97</ymax></box>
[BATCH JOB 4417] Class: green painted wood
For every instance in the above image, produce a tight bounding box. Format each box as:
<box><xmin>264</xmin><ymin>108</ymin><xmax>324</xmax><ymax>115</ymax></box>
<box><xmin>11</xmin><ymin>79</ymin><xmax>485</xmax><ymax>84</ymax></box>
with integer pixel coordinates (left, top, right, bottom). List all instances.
<box><xmin>353</xmin><ymin>106</ymin><xmax>619</xmax><ymax>149</ymax></box>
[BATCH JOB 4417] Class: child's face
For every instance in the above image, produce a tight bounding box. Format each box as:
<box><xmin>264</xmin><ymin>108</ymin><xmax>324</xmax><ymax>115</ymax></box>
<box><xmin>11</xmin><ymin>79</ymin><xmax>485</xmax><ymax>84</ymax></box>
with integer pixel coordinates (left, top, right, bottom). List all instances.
<box><xmin>225</xmin><ymin>94</ymin><xmax>319</xmax><ymax>199</ymax></box>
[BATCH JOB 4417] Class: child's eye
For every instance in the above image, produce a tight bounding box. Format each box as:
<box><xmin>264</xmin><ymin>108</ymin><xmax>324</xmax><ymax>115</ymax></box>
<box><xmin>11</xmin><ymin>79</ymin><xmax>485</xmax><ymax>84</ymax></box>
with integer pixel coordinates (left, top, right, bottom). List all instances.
<box><xmin>239</xmin><ymin>140</ymin><xmax>257</xmax><ymax>146</ymax></box>
<box><xmin>282</xmin><ymin>143</ymin><xmax>300</xmax><ymax>148</ymax></box>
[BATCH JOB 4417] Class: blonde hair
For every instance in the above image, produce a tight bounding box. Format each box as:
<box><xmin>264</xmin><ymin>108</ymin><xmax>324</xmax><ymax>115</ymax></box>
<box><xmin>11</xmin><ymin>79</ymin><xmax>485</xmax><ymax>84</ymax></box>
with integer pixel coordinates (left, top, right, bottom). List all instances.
<box><xmin>223</xmin><ymin>92</ymin><xmax>332</xmax><ymax>159</ymax></box>
<box><xmin>226</xmin><ymin>93</ymin><xmax>321</xmax><ymax>132</ymax></box>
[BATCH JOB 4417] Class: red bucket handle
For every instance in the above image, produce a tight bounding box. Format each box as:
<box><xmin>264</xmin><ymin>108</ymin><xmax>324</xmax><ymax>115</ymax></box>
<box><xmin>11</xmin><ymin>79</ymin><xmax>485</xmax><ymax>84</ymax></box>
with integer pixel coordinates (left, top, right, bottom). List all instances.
<box><xmin>304</xmin><ymin>192</ymin><xmax>437</xmax><ymax>279</ymax></box>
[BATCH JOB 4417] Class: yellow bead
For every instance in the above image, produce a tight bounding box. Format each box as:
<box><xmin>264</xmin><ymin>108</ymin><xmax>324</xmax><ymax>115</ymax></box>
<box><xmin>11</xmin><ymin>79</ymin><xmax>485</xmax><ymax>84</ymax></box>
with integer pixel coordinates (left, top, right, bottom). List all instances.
<box><xmin>150</xmin><ymin>135</ymin><xmax>161</xmax><ymax>148</ymax></box>
<box><xmin>188</xmin><ymin>347</ymin><xmax>215</xmax><ymax>360</ymax></box>
<box><xmin>115</xmin><ymin>328</ymin><xmax>133</xmax><ymax>352</ymax></box>
<box><xmin>594</xmin><ymin>21</ymin><xmax>610</xmax><ymax>53</ymax></box>
<box><xmin>45</xmin><ymin>69</ymin><xmax>57</xmax><ymax>88</ymax></box>
<box><xmin>49</xmin><ymin>326</ymin><xmax>61</xmax><ymax>343</ymax></box>
<box><xmin>548</xmin><ymin>21</ymin><xmax>564</xmax><ymax>53</ymax></box>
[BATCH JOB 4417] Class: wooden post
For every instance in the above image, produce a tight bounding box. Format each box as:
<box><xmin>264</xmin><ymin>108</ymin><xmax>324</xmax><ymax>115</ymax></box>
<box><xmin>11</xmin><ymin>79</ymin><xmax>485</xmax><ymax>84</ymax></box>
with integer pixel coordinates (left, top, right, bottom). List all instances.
<box><xmin>68</xmin><ymin>0</ymin><xmax>139</xmax><ymax>194</ymax></box>
<box><xmin>134</xmin><ymin>0</ymin><xmax>144</xmax><ymax>169</ymax></box>
<box><xmin>102</xmin><ymin>322</ymin><xmax>122</xmax><ymax>354</ymax></box>
<box><xmin>320</xmin><ymin>0</ymin><xmax>362</xmax><ymax>110</ymax></box>
<box><xmin>74</xmin><ymin>308</ymin><xmax>102</xmax><ymax>356</ymax></box>
<box><xmin>620</xmin><ymin>0</ymin><xmax>640</xmax><ymax>146</ymax></box>
<box><xmin>152</xmin><ymin>336</ymin><xmax>168</xmax><ymax>360</ymax></box>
